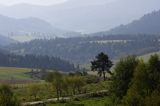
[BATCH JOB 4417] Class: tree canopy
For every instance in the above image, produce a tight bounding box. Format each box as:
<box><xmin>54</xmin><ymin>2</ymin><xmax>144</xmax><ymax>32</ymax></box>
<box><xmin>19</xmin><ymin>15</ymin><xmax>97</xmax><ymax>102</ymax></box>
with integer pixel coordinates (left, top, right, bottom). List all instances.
<box><xmin>91</xmin><ymin>52</ymin><xmax>113</xmax><ymax>80</ymax></box>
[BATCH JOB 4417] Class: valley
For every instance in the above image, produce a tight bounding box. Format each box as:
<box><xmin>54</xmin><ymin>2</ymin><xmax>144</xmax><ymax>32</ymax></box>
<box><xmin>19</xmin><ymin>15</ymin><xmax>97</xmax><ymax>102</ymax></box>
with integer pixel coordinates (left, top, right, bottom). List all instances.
<box><xmin>0</xmin><ymin>1</ymin><xmax>159</xmax><ymax>106</ymax></box>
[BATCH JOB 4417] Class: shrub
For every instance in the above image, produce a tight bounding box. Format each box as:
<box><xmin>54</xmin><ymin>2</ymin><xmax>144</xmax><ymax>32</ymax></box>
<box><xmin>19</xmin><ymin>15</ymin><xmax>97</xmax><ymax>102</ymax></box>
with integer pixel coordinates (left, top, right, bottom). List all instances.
<box><xmin>65</xmin><ymin>103</ymin><xmax>84</xmax><ymax>106</ymax></box>
<box><xmin>0</xmin><ymin>84</ymin><xmax>20</xmax><ymax>106</ymax></box>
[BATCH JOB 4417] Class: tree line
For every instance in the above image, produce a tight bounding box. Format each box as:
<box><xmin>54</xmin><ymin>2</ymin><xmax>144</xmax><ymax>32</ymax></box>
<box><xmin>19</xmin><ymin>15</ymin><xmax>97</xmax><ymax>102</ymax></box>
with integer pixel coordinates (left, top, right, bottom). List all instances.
<box><xmin>0</xmin><ymin>52</ymin><xmax>75</xmax><ymax>72</ymax></box>
<box><xmin>110</xmin><ymin>54</ymin><xmax>160</xmax><ymax>106</ymax></box>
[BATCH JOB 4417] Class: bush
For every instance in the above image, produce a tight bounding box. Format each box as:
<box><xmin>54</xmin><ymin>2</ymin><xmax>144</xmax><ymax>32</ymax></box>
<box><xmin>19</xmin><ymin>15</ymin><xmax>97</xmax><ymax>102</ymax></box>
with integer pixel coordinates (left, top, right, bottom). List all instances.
<box><xmin>85</xmin><ymin>75</ymin><xmax>100</xmax><ymax>84</ymax></box>
<box><xmin>0</xmin><ymin>84</ymin><xmax>20</xmax><ymax>106</ymax></box>
<box><xmin>65</xmin><ymin>103</ymin><xmax>84</xmax><ymax>106</ymax></box>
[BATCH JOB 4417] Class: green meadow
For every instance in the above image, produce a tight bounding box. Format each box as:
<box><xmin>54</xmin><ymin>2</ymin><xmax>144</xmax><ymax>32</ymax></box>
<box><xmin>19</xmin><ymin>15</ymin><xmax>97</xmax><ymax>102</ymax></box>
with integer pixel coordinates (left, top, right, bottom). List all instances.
<box><xmin>0</xmin><ymin>67</ymin><xmax>32</xmax><ymax>80</ymax></box>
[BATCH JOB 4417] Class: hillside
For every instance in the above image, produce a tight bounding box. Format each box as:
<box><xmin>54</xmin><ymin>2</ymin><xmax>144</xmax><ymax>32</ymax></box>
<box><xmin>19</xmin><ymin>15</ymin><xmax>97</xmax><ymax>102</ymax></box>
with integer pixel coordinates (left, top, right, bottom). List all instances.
<box><xmin>0</xmin><ymin>34</ymin><xmax>16</xmax><ymax>46</ymax></box>
<box><xmin>7</xmin><ymin>34</ymin><xmax>160</xmax><ymax>63</ymax></box>
<box><xmin>106</xmin><ymin>10</ymin><xmax>160</xmax><ymax>35</ymax></box>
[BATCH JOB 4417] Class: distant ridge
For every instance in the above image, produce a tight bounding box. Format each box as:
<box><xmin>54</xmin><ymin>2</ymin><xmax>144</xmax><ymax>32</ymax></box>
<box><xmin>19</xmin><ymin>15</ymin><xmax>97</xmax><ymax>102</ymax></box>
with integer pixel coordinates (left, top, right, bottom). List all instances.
<box><xmin>0</xmin><ymin>14</ymin><xmax>69</xmax><ymax>41</ymax></box>
<box><xmin>106</xmin><ymin>10</ymin><xmax>160</xmax><ymax>35</ymax></box>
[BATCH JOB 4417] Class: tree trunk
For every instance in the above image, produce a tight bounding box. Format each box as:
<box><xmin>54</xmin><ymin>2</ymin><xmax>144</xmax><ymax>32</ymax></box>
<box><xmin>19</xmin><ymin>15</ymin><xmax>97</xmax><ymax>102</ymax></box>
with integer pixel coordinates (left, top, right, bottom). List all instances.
<box><xmin>77</xmin><ymin>86</ymin><xmax>81</xmax><ymax>94</ymax></box>
<box><xmin>56</xmin><ymin>89</ymin><xmax>59</xmax><ymax>101</ymax></box>
<box><xmin>103</xmin><ymin>72</ymin><xmax>106</xmax><ymax>81</ymax></box>
<box><xmin>34</xmin><ymin>95</ymin><xmax>37</xmax><ymax>100</ymax></box>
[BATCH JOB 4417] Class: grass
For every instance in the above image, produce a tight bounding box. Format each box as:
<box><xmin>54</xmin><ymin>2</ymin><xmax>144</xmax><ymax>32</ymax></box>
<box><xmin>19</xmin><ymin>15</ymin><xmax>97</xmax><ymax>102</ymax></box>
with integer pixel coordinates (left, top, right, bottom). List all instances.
<box><xmin>0</xmin><ymin>67</ymin><xmax>32</xmax><ymax>80</ymax></box>
<box><xmin>47</xmin><ymin>96</ymin><xmax>111</xmax><ymax>106</ymax></box>
<box><xmin>84</xmin><ymin>81</ymin><xmax>111</xmax><ymax>92</ymax></box>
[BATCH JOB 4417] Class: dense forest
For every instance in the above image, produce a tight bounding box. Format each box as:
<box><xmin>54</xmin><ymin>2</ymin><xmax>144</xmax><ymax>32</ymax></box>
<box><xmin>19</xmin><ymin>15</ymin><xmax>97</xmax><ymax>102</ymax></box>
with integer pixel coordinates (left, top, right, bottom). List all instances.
<box><xmin>0</xmin><ymin>51</ymin><xmax>75</xmax><ymax>72</ymax></box>
<box><xmin>7</xmin><ymin>34</ymin><xmax>160</xmax><ymax>63</ymax></box>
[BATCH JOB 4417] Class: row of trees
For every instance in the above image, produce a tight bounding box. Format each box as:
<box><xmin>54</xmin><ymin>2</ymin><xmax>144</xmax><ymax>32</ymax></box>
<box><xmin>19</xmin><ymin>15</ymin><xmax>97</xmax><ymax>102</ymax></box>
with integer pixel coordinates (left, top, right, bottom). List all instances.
<box><xmin>110</xmin><ymin>54</ymin><xmax>160</xmax><ymax>105</ymax></box>
<box><xmin>46</xmin><ymin>72</ymin><xmax>86</xmax><ymax>100</ymax></box>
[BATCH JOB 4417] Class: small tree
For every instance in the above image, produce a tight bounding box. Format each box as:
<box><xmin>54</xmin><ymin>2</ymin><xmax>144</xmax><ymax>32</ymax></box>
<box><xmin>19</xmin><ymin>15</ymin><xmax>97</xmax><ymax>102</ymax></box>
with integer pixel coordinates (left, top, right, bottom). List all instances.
<box><xmin>46</xmin><ymin>72</ymin><xmax>63</xmax><ymax>100</ymax></box>
<box><xmin>91</xmin><ymin>52</ymin><xmax>113</xmax><ymax>81</ymax></box>
<box><xmin>66</xmin><ymin>75</ymin><xmax>85</xmax><ymax>95</ymax></box>
<box><xmin>0</xmin><ymin>84</ymin><xmax>20</xmax><ymax>106</ymax></box>
<box><xmin>73</xmin><ymin>76</ymin><xmax>85</xmax><ymax>94</ymax></box>
<box><xmin>28</xmin><ymin>84</ymin><xmax>41</xmax><ymax>100</ymax></box>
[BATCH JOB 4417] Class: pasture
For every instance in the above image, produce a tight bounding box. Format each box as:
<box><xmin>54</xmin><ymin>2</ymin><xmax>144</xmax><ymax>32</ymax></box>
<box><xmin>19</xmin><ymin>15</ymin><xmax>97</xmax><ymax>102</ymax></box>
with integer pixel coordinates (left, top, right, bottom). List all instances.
<box><xmin>0</xmin><ymin>67</ymin><xmax>34</xmax><ymax>83</ymax></box>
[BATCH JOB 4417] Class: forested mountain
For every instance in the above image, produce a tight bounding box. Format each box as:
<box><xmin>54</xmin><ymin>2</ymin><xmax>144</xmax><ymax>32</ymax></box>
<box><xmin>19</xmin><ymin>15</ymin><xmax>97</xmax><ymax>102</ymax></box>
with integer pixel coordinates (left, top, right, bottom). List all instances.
<box><xmin>105</xmin><ymin>10</ymin><xmax>160</xmax><ymax>35</ymax></box>
<box><xmin>0</xmin><ymin>34</ymin><xmax>17</xmax><ymax>46</ymax></box>
<box><xmin>0</xmin><ymin>15</ymin><xmax>69</xmax><ymax>41</ymax></box>
<box><xmin>0</xmin><ymin>52</ymin><xmax>75</xmax><ymax>72</ymax></box>
<box><xmin>7</xmin><ymin>34</ymin><xmax>160</xmax><ymax>63</ymax></box>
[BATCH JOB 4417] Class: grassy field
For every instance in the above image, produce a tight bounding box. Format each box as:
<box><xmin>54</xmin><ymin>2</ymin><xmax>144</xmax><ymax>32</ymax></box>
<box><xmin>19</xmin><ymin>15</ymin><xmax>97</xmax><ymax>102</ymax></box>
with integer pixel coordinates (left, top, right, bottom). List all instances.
<box><xmin>0</xmin><ymin>67</ymin><xmax>32</xmax><ymax>81</ymax></box>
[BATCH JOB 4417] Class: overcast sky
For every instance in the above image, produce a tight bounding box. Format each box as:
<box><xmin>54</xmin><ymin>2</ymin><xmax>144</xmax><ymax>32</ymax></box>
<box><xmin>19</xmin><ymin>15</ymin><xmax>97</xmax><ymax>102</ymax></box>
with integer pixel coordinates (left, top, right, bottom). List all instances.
<box><xmin>0</xmin><ymin>0</ymin><xmax>68</xmax><ymax>6</ymax></box>
<box><xmin>0</xmin><ymin>0</ymin><xmax>118</xmax><ymax>6</ymax></box>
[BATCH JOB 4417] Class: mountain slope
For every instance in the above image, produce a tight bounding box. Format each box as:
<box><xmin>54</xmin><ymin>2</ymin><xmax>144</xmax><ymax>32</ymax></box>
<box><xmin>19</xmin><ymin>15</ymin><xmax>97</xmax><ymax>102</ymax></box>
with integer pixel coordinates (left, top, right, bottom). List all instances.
<box><xmin>106</xmin><ymin>10</ymin><xmax>160</xmax><ymax>34</ymax></box>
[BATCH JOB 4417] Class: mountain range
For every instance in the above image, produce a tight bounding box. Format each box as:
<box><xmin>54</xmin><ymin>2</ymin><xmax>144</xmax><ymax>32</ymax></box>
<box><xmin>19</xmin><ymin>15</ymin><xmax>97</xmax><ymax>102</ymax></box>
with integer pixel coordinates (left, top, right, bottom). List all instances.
<box><xmin>0</xmin><ymin>0</ymin><xmax>160</xmax><ymax>42</ymax></box>
<box><xmin>1</xmin><ymin>9</ymin><xmax>160</xmax><ymax>43</ymax></box>
<box><xmin>91</xmin><ymin>10</ymin><xmax>160</xmax><ymax>36</ymax></box>
<box><xmin>0</xmin><ymin>0</ymin><xmax>160</xmax><ymax>33</ymax></box>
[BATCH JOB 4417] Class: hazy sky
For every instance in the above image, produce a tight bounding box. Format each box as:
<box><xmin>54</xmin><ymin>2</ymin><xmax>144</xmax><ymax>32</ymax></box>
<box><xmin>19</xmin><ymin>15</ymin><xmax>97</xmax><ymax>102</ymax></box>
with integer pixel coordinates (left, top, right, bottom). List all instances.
<box><xmin>0</xmin><ymin>0</ymin><xmax>68</xmax><ymax>6</ymax></box>
<box><xmin>0</xmin><ymin>0</ymin><xmax>118</xmax><ymax>6</ymax></box>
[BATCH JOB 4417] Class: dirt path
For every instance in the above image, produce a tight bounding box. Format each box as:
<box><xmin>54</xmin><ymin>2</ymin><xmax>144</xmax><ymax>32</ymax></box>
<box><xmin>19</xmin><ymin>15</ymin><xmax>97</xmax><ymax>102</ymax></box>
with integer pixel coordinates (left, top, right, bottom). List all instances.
<box><xmin>23</xmin><ymin>90</ymin><xmax>108</xmax><ymax>106</ymax></box>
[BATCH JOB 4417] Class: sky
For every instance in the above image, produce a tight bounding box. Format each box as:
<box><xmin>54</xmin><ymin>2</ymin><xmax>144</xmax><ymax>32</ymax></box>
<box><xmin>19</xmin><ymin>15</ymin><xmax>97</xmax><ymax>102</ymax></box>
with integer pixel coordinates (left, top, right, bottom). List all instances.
<box><xmin>0</xmin><ymin>0</ymin><xmax>68</xmax><ymax>6</ymax></box>
<box><xmin>0</xmin><ymin>0</ymin><xmax>117</xmax><ymax>6</ymax></box>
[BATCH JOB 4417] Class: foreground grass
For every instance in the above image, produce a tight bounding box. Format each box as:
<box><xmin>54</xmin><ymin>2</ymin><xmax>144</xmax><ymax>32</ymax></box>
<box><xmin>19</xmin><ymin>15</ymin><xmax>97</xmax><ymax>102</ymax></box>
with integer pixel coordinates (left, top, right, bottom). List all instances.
<box><xmin>47</xmin><ymin>97</ymin><xmax>111</xmax><ymax>106</ymax></box>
